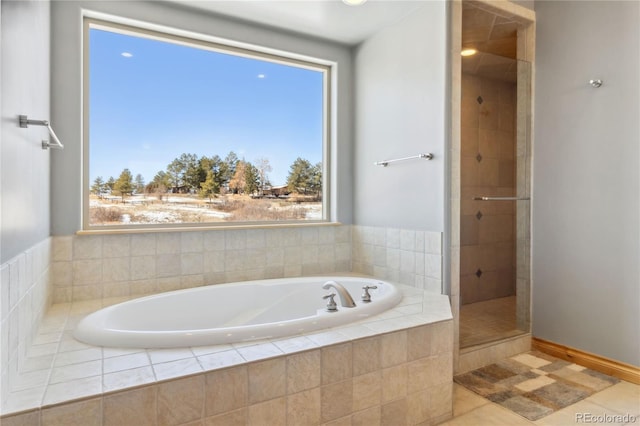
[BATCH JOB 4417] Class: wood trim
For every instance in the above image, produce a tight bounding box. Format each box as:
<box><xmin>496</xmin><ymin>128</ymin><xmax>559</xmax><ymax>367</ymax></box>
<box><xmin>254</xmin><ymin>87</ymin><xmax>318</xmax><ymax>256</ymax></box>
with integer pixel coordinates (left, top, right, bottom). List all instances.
<box><xmin>532</xmin><ymin>337</ymin><xmax>640</xmax><ymax>384</ymax></box>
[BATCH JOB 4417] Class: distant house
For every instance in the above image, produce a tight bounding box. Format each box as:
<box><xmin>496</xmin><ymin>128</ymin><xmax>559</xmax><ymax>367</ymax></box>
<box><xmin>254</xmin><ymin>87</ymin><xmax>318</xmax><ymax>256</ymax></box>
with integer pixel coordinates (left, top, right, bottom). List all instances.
<box><xmin>262</xmin><ymin>184</ymin><xmax>291</xmax><ymax>198</ymax></box>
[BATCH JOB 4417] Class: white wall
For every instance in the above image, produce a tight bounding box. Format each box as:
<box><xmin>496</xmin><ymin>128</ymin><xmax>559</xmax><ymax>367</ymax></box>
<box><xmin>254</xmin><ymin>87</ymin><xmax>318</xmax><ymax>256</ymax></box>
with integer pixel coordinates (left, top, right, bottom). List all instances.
<box><xmin>50</xmin><ymin>0</ymin><xmax>354</xmax><ymax>235</ymax></box>
<box><xmin>1</xmin><ymin>0</ymin><xmax>51</xmax><ymax>263</ymax></box>
<box><xmin>0</xmin><ymin>0</ymin><xmax>53</xmax><ymax>408</ymax></box>
<box><xmin>533</xmin><ymin>0</ymin><xmax>640</xmax><ymax>366</ymax></box>
<box><xmin>353</xmin><ymin>2</ymin><xmax>447</xmax><ymax>231</ymax></box>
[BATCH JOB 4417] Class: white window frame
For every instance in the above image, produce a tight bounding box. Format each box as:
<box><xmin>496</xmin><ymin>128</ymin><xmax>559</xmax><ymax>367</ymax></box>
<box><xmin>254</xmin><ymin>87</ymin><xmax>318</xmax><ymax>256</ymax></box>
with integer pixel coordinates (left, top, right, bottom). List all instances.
<box><xmin>82</xmin><ymin>17</ymin><xmax>333</xmax><ymax>231</ymax></box>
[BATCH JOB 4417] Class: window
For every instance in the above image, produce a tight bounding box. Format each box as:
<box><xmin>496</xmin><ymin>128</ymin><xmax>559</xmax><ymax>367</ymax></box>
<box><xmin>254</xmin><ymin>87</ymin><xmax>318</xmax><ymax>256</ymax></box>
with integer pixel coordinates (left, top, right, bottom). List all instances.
<box><xmin>84</xmin><ymin>19</ymin><xmax>330</xmax><ymax>229</ymax></box>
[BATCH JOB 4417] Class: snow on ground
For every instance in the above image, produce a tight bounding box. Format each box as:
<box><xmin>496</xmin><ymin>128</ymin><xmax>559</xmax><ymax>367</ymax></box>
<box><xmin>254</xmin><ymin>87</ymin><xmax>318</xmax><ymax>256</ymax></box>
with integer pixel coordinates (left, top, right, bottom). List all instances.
<box><xmin>90</xmin><ymin>195</ymin><xmax>320</xmax><ymax>225</ymax></box>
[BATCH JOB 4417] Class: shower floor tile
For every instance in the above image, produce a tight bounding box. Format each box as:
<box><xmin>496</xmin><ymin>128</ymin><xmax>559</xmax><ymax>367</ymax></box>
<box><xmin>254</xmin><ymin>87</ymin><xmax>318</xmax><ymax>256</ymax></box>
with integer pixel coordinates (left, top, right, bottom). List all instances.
<box><xmin>460</xmin><ymin>296</ymin><xmax>524</xmax><ymax>348</ymax></box>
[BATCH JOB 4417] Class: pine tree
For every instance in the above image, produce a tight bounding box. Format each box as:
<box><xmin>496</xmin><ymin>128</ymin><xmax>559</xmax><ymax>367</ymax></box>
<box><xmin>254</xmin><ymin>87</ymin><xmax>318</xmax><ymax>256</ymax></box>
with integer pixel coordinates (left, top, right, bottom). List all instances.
<box><xmin>199</xmin><ymin>170</ymin><xmax>219</xmax><ymax>201</ymax></box>
<box><xmin>244</xmin><ymin>163</ymin><xmax>259</xmax><ymax>195</ymax></box>
<box><xmin>287</xmin><ymin>158</ymin><xmax>313</xmax><ymax>194</ymax></box>
<box><xmin>113</xmin><ymin>168</ymin><xmax>134</xmax><ymax>202</ymax></box>
<box><xmin>91</xmin><ymin>176</ymin><xmax>105</xmax><ymax>198</ymax></box>
<box><xmin>134</xmin><ymin>174</ymin><xmax>145</xmax><ymax>194</ymax></box>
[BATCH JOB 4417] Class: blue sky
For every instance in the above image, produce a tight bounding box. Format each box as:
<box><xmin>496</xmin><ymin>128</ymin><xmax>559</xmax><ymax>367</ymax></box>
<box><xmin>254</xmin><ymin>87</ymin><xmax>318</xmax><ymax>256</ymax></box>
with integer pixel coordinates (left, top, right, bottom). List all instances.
<box><xmin>89</xmin><ymin>28</ymin><xmax>324</xmax><ymax>186</ymax></box>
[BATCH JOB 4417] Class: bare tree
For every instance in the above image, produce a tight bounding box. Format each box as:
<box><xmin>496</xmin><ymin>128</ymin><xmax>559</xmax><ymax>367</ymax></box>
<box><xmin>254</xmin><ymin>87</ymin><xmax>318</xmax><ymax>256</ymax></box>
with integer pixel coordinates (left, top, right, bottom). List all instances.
<box><xmin>255</xmin><ymin>157</ymin><xmax>272</xmax><ymax>196</ymax></box>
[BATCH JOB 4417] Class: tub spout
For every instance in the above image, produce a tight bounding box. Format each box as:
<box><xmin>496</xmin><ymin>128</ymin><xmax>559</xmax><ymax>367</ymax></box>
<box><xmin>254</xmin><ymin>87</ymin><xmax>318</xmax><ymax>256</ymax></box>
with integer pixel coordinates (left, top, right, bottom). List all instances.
<box><xmin>322</xmin><ymin>280</ymin><xmax>356</xmax><ymax>308</ymax></box>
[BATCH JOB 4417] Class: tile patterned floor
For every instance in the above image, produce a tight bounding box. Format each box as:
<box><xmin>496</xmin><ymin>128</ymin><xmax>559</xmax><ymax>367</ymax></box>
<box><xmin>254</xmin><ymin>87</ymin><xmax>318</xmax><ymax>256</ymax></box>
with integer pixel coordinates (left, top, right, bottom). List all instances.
<box><xmin>445</xmin><ymin>351</ymin><xmax>640</xmax><ymax>426</ymax></box>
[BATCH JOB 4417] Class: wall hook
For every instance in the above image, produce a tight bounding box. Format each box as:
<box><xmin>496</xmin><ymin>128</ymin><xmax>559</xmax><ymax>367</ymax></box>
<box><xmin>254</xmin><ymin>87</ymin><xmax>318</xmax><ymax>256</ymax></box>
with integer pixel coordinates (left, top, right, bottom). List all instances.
<box><xmin>589</xmin><ymin>79</ymin><xmax>603</xmax><ymax>88</ymax></box>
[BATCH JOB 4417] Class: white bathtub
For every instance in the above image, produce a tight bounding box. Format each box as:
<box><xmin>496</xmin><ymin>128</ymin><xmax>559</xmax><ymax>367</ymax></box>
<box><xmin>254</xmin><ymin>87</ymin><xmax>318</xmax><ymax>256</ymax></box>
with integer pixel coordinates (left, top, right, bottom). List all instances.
<box><xmin>74</xmin><ymin>276</ymin><xmax>402</xmax><ymax>348</ymax></box>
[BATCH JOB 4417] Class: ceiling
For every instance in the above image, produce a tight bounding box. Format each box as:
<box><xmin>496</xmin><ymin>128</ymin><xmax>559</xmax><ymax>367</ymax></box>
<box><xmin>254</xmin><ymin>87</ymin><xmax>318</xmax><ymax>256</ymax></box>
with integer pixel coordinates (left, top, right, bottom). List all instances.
<box><xmin>461</xmin><ymin>2</ymin><xmax>519</xmax><ymax>83</ymax></box>
<box><xmin>462</xmin><ymin>2</ymin><xmax>518</xmax><ymax>59</ymax></box>
<box><xmin>173</xmin><ymin>0</ymin><xmax>428</xmax><ymax>45</ymax></box>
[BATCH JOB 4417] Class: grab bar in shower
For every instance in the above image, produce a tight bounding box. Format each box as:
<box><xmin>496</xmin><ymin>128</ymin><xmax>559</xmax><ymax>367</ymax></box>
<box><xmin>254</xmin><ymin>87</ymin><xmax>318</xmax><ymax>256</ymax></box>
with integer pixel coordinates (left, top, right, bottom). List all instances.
<box><xmin>374</xmin><ymin>153</ymin><xmax>434</xmax><ymax>167</ymax></box>
<box><xmin>19</xmin><ymin>115</ymin><xmax>64</xmax><ymax>150</ymax></box>
<box><xmin>473</xmin><ymin>196</ymin><xmax>531</xmax><ymax>201</ymax></box>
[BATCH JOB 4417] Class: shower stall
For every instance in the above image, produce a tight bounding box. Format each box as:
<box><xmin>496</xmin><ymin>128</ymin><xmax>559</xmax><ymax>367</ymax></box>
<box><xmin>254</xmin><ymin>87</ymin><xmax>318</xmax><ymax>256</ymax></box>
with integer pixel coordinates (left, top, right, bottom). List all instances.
<box><xmin>453</xmin><ymin>1</ymin><xmax>533</xmax><ymax>351</ymax></box>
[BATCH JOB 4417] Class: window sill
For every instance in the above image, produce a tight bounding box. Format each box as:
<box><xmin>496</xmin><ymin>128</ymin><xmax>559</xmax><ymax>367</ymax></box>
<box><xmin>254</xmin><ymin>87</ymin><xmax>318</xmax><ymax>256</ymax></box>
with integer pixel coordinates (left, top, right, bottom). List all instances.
<box><xmin>77</xmin><ymin>221</ymin><xmax>343</xmax><ymax>235</ymax></box>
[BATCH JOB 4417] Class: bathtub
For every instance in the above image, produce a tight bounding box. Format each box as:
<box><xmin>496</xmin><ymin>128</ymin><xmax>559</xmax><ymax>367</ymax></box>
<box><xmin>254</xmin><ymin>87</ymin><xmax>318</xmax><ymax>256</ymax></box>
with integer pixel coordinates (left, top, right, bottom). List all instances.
<box><xmin>74</xmin><ymin>276</ymin><xmax>402</xmax><ymax>348</ymax></box>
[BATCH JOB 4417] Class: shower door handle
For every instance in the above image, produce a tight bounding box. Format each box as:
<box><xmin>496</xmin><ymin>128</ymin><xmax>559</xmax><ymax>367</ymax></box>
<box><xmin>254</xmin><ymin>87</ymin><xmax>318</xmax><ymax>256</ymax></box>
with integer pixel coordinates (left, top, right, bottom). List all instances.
<box><xmin>473</xmin><ymin>196</ymin><xmax>531</xmax><ymax>201</ymax></box>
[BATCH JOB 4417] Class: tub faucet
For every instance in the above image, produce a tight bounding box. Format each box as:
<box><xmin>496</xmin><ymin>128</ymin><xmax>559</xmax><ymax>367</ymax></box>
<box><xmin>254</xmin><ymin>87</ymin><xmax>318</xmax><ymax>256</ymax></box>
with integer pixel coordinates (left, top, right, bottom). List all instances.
<box><xmin>322</xmin><ymin>280</ymin><xmax>356</xmax><ymax>308</ymax></box>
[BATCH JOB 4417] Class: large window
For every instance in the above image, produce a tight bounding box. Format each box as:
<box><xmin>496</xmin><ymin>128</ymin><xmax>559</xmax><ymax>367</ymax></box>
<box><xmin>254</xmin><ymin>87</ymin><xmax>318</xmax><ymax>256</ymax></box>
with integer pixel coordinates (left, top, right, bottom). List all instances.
<box><xmin>84</xmin><ymin>20</ymin><xmax>330</xmax><ymax>229</ymax></box>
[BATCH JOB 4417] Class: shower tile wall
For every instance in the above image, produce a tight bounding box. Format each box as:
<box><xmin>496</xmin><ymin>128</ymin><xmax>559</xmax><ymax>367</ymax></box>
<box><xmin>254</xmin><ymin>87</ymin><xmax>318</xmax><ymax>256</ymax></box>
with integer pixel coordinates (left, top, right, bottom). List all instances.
<box><xmin>460</xmin><ymin>74</ymin><xmax>517</xmax><ymax>305</ymax></box>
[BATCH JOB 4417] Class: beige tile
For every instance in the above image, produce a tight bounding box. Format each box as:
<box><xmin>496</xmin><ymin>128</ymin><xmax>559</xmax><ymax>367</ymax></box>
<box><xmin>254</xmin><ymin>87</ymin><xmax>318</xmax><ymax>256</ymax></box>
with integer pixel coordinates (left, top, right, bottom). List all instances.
<box><xmin>407</xmin><ymin>325</ymin><xmax>431</xmax><ymax>361</ymax></box>
<box><xmin>353</xmin><ymin>337</ymin><xmax>380</xmax><ymax>377</ymax></box>
<box><xmin>204</xmin><ymin>366</ymin><xmax>248</xmax><ymax>417</ymax></box>
<box><xmin>381</xmin><ymin>398</ymin><xmax>407</xmax><ymax>426</ymax></box>
<box><xmin>153</xmin><ymin>357</ymin><xmax>203</xmax><ymax>381</ymax></box>
<box><xmin>131</xmin><ymin>234</ymin><xmax>157</xmax><ymax>256</ymax></box>
<box><xmin>287</xmin><ymin>349</ymin><xmax>321</xmax><ymax>393</ymax></box>
<box><xmin>72</xmin><ymin>260</ymin><xmax>102</xmax><ymax>285</ymax></box>
<box><xmin>179</xmin><ymin>421</ymin><xmax>204</xmax><ymax>426</ymax></box>
<box><xmin>42</xmin><ymin>398</ymin><xmax>102</xmax><ymax>426</ymax></box>
<box><xmin>148</xmin><ymin>348</ymin><xmax>194</xmax><ymax>364</ymax></box>
<box><xmin>322</xmin><ymin>343</ymin><xmax>353</xmax><ymax>385</ymax></box>
<box><xmin>382</xmin><ymin>364</ymin><xmax>407</xmax><ymax>403</ymax></box>
<box><xmin>452</xmin><ymin>384</ymin><xmax>489</xmax><ymax>417</ymax></box>
<box><xmin>52</xmin><ymin>237</ymin><xmax>73</xmax><ymax>261</ymax></box>
<box><xmin>429</xmin><ymin>382</ymin><xmax>453</xmax><ymax>420</ymax></box>
<box><xmin>247</xmin><ymin>397</ymin><xmax>286</xmax><ymax>426</ymax></box>
<box><xmin>407</xmin><ymin>390</ymin><xmax>430</xmax><ymax>426</ymax></box>
<box><xmin>198</xmin><ymin>349</ymin><xmax>245</xmax><ymax>371</ymax></box>
<box><xmin>321</xmin><ymin>380</ymin><xmax>353</xmax><ymax>423</ymax></box>
<box><xmin>534</xmin><ymin>399</ymin><xmax>629</xmax><ymax>426</ymax></box>
<box><xmin>103</xmin><ymin>257</ymin><xmax>130</xmax><ymax>282</ymax></box>
<box><xmin>204</xmin><ymin>408</ymin><xmax>246</xmax><ymax>426</ymax></box>
<box><xmin>352</xmin><ymin>371</ymin><xmax>381</xmax><ymax>411</ymax></box>
<box><xmin>73</xmin><ymin>236</ymin><xmax>103</xmax><ymax>259</ymax></box>
<box><xmin>42</xmin><ymin>376</ymin><xmax>102</xmax><ymax>406</ymax></box>
<box><xmin>248</xmin><ymin>358</ymin><xmax>286</xmax><ymax>404</ymax></box>
<box><xmin>157</xmin><ymin>233</ymin><xmax>181</xmax><ymax>254</ymax></box>
<box><xmin>103</xmin><ymin>366</ymin><xmax>155</xmax><ymax>392</ymax></box>
<box><xmin>287</xmin><ymin>388</ymin><xmax>321</xmax><ymax>426</ymax></box>
<box><xmin>439</xmin><ymin>402</ymin><xmax>534</xmax><ymax>426</ymax></box>
<box><xmin>351</xmin><ymin>406</ymin><xmax>381</xmax><ymax>426</ymax></box>
<box><xmin>431</xmin><ymin>320</ymin><xmax>454</xmax><ymax>355</ymax></box>
<box><xmin>158</xmin><ymin>375</ymin><xmax>204</xmax><ymax>426</ymax></box>
<box><xmin>49</xmin><ymin>359</ymin><xmax>102</xmax><ymax>384</ymax></box>
<box><xmin>103</xmin><ymin>386</ymin><xmax>157</xmax><ymax>426</ymax></box>
<box><xmin>323</xmin><ymin>415</ymin><xmax>352</xmax><ymax>426</ymax></box>
<box><xmin>380</xmin><ymin>331</ymin><xmax>407</xmax><ymax>368</ymax></box>
<box><xmin>103</xmin><ymin>352</ymin><xmax>150</xmax><ymax>374</ymax></box>
<box><xmin>586</xmin><ymin>381</ymin><xmax>640</xmax><ymax>417</ymax></box>
<box><xmin>0</xmin><ymin>410</ymin><xmax>40</xmax><ymax>426</ymax></box>
<box><xmin>103</xmin><ymin>235</ymin><xmax>131</xmax><ymax>258</ymax></box>
<box><xmin>408</xmin><ymin>355</ymin><xmax>449</xmax><ymax>393</ymax></box>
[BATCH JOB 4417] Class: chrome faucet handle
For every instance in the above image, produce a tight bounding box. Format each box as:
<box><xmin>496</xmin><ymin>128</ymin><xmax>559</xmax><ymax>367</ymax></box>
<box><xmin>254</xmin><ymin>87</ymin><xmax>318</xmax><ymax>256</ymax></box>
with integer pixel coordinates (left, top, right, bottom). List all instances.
<box><xmin>361</xmin><ymin>285</ymin><xmax>378</xmax><ymax>303</ymax></box>
<box><xmin>323</xmin><ymin>293</ymin><xmax>338</xmax><ymax>312</ymax></box>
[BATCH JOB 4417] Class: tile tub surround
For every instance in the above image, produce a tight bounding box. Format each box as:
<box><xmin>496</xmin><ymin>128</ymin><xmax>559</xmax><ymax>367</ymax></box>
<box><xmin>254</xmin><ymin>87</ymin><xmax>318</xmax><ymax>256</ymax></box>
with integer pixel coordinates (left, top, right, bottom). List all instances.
<box><xmin>51</xmin><ymin>225</ymin><xmax>444</xmax><ymax>304</ymax></box>
<box><xmin>0</xmin><ymin>283</ymin><xmax>454</xmax><ymax>426</ymax></box>
<box><xmin>351</xmin><ymin>226</ymin><xmax>443</xmax><ymax>294</ymax></box>
<box><xmin>0</xmin><ymin>238</ymin><xmax>52</xmax><ymax>411</ymax></box>
<box><xmin>50</xmin><ymin>225</ymin><xmax>352</xmax><ymax>303</ymax></box>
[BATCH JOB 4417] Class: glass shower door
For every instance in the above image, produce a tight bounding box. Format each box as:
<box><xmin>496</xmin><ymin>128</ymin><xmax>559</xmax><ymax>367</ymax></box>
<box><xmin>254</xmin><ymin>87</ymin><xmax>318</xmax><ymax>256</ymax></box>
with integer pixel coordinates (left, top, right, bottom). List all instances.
<box><xmin>459</xmin><ymin>53</ymin><xmax>531</xmax><ymax>348</ymax></box>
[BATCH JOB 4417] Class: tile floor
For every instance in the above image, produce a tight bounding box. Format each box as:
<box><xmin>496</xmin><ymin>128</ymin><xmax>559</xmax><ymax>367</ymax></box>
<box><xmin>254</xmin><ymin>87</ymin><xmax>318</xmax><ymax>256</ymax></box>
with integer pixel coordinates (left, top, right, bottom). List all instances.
<box><xmin>441</xmin><ymin>380</ymin><xmax>640</xmax><ymax>425</ymax></box>
<box><xmin>460</xmin><ymin>296</ymin><xmax>524</xmax><ymax>348</ymax></box>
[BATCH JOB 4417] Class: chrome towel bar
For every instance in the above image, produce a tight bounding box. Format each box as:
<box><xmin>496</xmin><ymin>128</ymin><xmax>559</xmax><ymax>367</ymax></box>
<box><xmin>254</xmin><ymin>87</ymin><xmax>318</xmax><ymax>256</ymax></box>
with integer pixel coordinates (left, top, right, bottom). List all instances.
<box><xmin>374</xmin><ymin>153</ymin><xmax>433</xmax><ymax>167</ymax></box>
<box><xmin>473</xmin><ymin>196</ymin><xmax>531</xmax><ymax>201</ymax></box>
<box><xmin>19</xmin><ymin>115</ymin><xmax>64</xmax><ymax>150</ymax></box>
